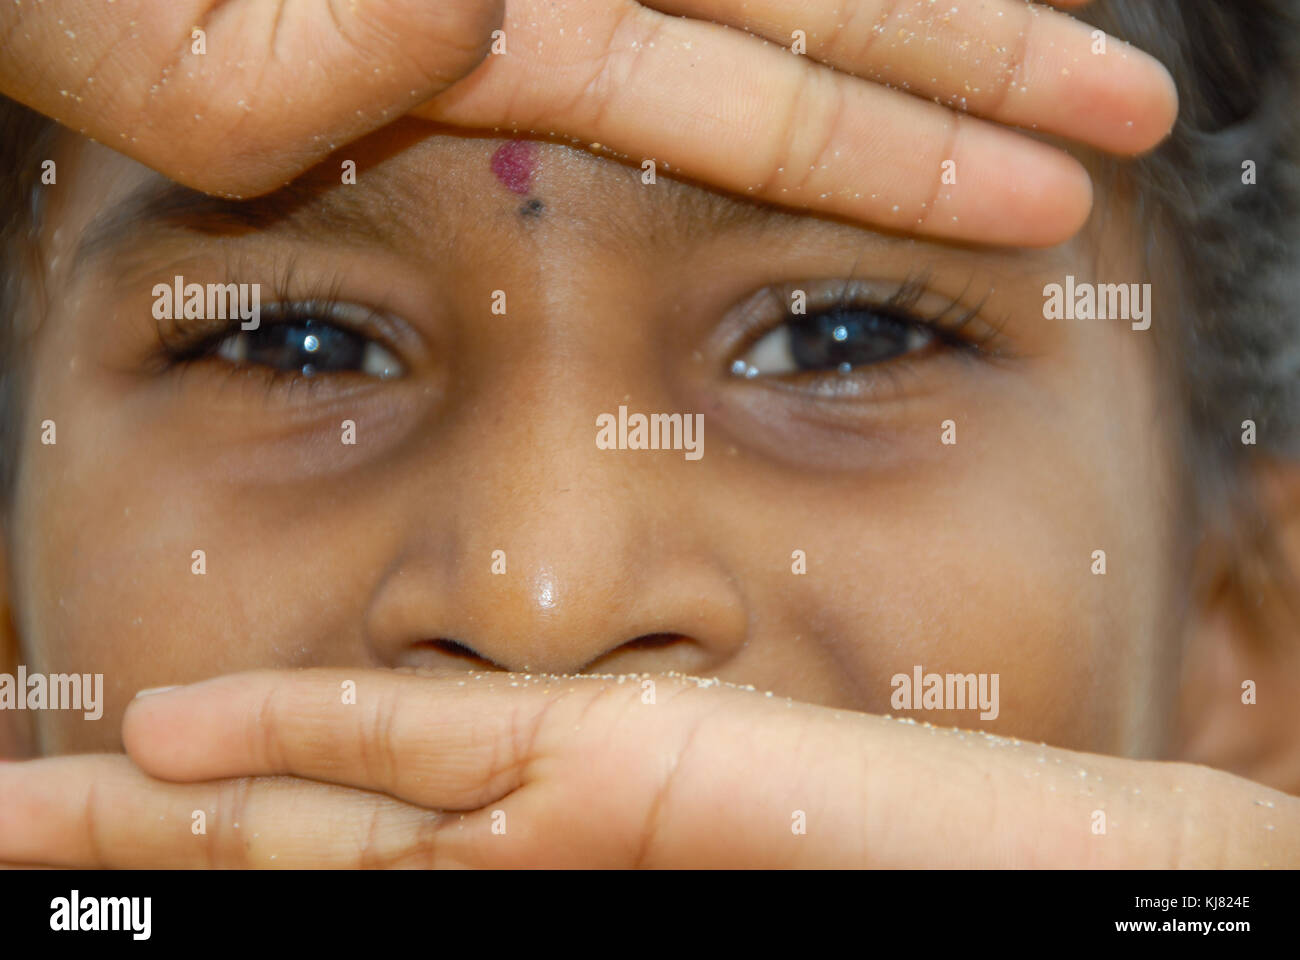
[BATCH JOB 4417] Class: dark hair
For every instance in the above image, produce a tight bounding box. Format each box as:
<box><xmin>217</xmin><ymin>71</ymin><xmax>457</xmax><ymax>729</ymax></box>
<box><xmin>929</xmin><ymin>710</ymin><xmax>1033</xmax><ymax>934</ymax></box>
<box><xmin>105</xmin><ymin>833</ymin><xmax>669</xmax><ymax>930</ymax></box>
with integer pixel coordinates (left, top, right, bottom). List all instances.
<box><xmin>1080</xmin><ymin>1</ymin><xmax>1300</xmax><ymax>637</ymax></box>
<box><xmin>1084</xmin><ymin>0</ymin><xmax>1300</xmax><ymax>477</ymax></box>
<box><xmin>0</xmin><ymin>98</ymin><xmax>56</xmax><ymax>497</ymax></box>
<box><xmin>1</xmin><ymin>1</ymin><xmax>1298</xmax><ymax>539</ymax></box>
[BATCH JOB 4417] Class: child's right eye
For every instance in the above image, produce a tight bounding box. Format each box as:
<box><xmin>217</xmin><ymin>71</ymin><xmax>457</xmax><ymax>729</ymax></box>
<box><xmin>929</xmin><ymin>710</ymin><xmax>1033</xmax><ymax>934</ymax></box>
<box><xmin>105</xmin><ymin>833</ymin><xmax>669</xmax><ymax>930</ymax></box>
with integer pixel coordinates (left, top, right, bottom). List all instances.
<box><xmin>212</xmin><ymin>316</ymin><xmax>403</xmax><ymax>380</ymax></box>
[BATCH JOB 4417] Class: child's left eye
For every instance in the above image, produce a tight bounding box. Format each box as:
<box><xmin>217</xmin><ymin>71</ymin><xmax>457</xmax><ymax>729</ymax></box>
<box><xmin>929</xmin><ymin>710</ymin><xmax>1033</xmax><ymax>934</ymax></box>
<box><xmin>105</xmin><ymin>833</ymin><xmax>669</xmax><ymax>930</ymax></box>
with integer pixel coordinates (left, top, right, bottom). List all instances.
<box><xmin>732</xmin><ymin>306</ymin><xmax>935</xmax><ymax>379</ymax></box>
<box><xmin>212</xmin><ymin>317</ymin><xmax>403</xmax><ymax>379</ymax></box>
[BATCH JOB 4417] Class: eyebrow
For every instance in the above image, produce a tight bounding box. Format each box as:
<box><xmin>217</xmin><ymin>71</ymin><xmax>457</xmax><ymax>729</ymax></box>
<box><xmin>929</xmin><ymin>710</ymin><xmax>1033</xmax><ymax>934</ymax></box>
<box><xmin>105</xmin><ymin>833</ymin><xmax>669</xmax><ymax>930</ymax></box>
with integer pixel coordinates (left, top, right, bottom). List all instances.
<box><xmin>73</xmin><ymin>173</ymin><xmax>410</xmax><ymax>267</ymax></box>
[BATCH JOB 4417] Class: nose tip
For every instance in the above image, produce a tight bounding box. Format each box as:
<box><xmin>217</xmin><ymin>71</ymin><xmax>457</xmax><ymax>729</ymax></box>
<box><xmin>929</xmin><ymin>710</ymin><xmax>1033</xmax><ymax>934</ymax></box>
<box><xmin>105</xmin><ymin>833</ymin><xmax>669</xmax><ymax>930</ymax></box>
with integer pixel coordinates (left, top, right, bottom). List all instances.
<box><xmin>531</xmin><ymin>569</ymin><xmax>560</xmax><ymax>613</ymax></box>
<box><xmin>366</xmin><ymin>549</ymin><xmax>749</xmax><ymax>677</ymax></box>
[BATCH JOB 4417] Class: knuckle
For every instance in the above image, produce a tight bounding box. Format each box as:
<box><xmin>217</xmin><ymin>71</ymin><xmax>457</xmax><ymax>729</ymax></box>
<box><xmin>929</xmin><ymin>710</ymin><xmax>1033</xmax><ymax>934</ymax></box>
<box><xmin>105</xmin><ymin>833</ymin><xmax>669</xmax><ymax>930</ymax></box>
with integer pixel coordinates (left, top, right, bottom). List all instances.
<box><xmin>355</xmin><ymin>803</ymin><xmax>447</xmax><ymax>869</ymax></box>
<box><xmin>977</xmin><ymin>8</ymin><xmax>1033</xmax><ymax>118</ymax></box>
<box><xmin>457</xmin><ymin>691</ymin><xmax>557</xmax><ymax>808</ymax></box>
<box><xmin>253</xmin><ymin>683</ymin><xmax>289</xmax><ymax>772</ymax></box>
<box><xmin>82</xmin><ymin>777</ymin><xmax>108</xmax><ymax>868</ymax></box>
<box><xmin>824</xmin><ymin>0</ymin><xmax>899</xmax><ymax>68</ymax></box>
<box><xmin>211</xmin><ymin>779</ymin><xmax>254</xmax><ymax>868</ymax></box>
<box><xmin>357</xmin><ymin>686</ymin><xmax>403</xmax><ymax>794</ymax></box>
<box><xmin>410</xmin><ymin>810</ymin><xmax>446</xmax><ymax>869</ymax></box>
<box><xmin>758</xmin><ymin>68</ymin><xmax>843</xmax><ymax>198</ymax></box>
<box><xmin>353</xmin><ymin>800</ymin><xmax>387</xmax><ymax>869</ymax></box>
<box><xmin>916</xmin><ymin>113</ymin><xmax>961</xmax><ymax>228</ymax></box>
<box><xmin>632</xmin><ymin>709</ymin><xmax>705</xmax><ymax>868</ymax></box>
<box><xmin>574</xmin><ymin>5</ymin><xmax>668</xmax><ymax>130</ymax></box>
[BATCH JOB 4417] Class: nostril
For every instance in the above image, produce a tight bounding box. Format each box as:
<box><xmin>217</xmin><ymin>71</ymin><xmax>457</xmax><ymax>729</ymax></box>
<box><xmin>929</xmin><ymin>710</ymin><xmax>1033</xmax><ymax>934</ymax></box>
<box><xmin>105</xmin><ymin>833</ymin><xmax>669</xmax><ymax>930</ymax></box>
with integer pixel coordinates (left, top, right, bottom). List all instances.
<box><xmin>415</xmin><ymin>638</ymin><xmax>504</xmax><ymax>670</ymax></box>
<box><xmin>398</xmin><ymin>633</ymin><xmax>715</xmax><ymax>676</ymax></box>
<box><xmin>584</xmin><ymin>632</ymin><xmax>711</xmax><ymax>676</ymax></box>
<box><xmin>622</xmin><ymin>633</ymin><xmax>686</xmax><ymax>651</ymax></box>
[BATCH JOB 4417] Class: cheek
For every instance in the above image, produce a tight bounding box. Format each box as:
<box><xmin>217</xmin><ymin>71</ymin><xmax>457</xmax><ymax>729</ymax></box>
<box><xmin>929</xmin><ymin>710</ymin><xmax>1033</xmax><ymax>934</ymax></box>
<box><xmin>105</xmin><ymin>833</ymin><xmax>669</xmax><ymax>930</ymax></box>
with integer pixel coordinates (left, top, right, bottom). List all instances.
<box><xmin>724</xmin><ymin>444</ymin><xmax>1172</xmax><ymax>753</ymax></box>
<box><xmin>717</xmin><ymin>352</ymin><xmax>1180</xmax><ymax>754</ymax></box>
<box><xmin>12</xmin><ymin>423</ymin><xmax>399</xmax><ymax>751</ymax></box>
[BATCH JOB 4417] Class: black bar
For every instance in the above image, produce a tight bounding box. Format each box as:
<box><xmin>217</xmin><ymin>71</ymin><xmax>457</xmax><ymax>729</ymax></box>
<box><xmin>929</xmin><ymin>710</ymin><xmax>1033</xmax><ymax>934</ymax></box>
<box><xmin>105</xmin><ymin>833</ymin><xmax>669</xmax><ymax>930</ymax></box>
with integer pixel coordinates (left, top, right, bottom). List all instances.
<box><xmin>1</xmin><ymin>869</ymin><xmax>1293</xmax><ymax>947</ymax></box>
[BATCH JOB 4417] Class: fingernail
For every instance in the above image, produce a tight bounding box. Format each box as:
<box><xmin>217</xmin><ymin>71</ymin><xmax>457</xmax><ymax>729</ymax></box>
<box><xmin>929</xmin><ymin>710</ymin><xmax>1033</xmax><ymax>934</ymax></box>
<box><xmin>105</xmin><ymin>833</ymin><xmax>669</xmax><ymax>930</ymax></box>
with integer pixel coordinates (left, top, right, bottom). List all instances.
<box><xmin>134</xmin><ymin>685</ymin><xmax>182</xmax><ymax>699</ymax></box>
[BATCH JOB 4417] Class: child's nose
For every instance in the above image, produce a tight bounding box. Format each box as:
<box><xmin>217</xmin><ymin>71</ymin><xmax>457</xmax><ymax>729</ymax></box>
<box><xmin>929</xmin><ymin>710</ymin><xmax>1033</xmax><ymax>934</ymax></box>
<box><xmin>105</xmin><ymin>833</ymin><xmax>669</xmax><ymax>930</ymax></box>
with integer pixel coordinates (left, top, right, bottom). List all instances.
<box><xmin>362</xmin><ymin>399</ymin><xmax>747</xmax><ymax>676</ymax></box>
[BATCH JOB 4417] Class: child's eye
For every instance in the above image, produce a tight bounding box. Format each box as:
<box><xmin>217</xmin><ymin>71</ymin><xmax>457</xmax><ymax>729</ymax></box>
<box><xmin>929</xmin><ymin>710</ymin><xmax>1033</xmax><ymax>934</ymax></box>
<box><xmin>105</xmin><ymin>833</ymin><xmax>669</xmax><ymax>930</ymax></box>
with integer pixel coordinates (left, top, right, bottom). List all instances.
<box><xmin>210</xmin><ymin>315</ymin><xmax>403</xmax><ymax>379</ymax></box>
<box><xmin>732</xmin><ymin>306</ymin><xmax>935</xmax><ymax>378</ymax></box>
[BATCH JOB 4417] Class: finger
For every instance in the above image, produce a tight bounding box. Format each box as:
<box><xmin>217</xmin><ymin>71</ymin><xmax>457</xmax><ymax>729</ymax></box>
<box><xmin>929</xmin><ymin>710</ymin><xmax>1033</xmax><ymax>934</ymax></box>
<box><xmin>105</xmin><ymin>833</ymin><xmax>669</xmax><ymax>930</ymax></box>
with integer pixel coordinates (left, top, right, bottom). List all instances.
<box><xmin>124</xmin><ymin>669</ymin><xmax>1300</xmax><ymax>868</ymax></box>
<box><xmin>0</xmin><ymin>754</ymin><xmax>448</xmax><ymax>868</ymax></box>
<box><xmin>125</xmin><ymin>669</ymin><xmax>842</xmax><ymax>866</ymax></box>
<box><xmin>642</xmin><ymin>0</ymin><xmax>1176</xmax><ymax>155</ymax></box>
<box><xmin>124</xmin><ymin>670</ymin><xmax>622</xmax><ymax>810</ymax></box>
<box><xmin>413</xmin><ymin>3</ymin><xmax>1094</xmax><ymax>247</ymax></box>
<box><xmin>0</xmin><ymin>0</ymin><xmax>503</xmax><ymax>196</ymax></box>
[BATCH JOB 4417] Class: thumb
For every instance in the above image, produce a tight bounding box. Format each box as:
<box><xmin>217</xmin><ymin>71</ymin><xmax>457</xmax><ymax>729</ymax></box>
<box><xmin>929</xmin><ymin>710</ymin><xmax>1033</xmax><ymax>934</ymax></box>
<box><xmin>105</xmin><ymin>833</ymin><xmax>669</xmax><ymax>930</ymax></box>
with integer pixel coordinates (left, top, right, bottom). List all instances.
<box><xmin>0</xmin><ymin>0</ymin><xmax>504</xmax><ymax>195</ymax></box>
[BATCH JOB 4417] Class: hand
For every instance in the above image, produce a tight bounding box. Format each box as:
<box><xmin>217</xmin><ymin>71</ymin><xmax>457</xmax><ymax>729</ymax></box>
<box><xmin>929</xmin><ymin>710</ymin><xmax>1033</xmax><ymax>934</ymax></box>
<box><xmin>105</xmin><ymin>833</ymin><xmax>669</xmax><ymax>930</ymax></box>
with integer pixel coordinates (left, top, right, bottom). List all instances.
<box><xmin>416</xmin><ymin>0</ymin><xmax>1177</xmax><ymax>246</ymax></box>
<box><xmin>0</xmin><ymin>0</ymin><xmax>1177</xmax><ymax>244</ymax></box>
<box><xmin>0</xmin><ymin>0</ymin><xmax>506</xmax><ymax>196</ymax></box>
<box><xmin>1</xmin><ymin>669</ymin><xmax>1291</xmax><ymax>867</ymax></box>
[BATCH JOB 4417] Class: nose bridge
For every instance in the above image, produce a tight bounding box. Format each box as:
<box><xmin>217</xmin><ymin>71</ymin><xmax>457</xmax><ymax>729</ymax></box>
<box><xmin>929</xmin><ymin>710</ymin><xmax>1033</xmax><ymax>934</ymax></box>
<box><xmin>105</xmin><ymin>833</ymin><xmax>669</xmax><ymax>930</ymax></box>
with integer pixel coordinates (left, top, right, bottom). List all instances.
<box><xmin>450</xmin><ymin>382</ymin><xmax>645</xmax><ymax>660</ymax></box>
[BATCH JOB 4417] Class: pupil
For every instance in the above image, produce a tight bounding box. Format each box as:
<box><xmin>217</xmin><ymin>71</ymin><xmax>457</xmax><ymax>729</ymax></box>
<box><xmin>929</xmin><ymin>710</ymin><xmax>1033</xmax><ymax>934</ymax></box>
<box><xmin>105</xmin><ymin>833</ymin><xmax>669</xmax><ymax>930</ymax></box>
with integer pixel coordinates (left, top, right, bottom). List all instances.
<box><xmin>244</xmin><ymin>319</ymin><xmax>364</xmax><ymax>375</ymax></box>
<box><xmin>789</xmin><ymin>308</ymin><xmax>912</xmax><ymax>371</ymax></box>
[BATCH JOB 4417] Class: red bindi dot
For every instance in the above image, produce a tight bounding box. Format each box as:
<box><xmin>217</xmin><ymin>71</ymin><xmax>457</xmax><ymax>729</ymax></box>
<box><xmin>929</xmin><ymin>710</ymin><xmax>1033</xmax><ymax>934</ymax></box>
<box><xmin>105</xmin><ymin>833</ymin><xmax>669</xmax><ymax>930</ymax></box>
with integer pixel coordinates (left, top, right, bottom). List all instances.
<box><xmin>490</xmin><ymin>140</ymin><xmax>537</xmax><ymax>195</ymax></box>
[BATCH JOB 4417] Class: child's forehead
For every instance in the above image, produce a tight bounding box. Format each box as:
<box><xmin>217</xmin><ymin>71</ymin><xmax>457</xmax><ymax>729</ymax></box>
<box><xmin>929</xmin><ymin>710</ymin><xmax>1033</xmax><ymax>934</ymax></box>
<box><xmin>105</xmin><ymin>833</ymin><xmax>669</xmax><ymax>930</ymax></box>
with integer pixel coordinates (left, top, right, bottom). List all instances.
<box><xmin>59</xmin><ymin>127</ymin><xmax>755</xmax><ymax>249</ymax></box>
<box><xmin>49</xmin><ymin>122</ymin><xmax>1105</xmax><ymax>281</ymax></box>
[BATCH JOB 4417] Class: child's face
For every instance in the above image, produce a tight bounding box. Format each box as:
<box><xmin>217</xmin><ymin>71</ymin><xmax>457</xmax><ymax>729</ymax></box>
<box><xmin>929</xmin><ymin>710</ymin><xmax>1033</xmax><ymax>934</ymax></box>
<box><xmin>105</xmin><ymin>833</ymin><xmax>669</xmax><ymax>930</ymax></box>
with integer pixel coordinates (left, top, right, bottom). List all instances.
<box><xmin>8</xmin><ymin>125</ymin><xmax>1187</xmax><ymax>757</ymax></box>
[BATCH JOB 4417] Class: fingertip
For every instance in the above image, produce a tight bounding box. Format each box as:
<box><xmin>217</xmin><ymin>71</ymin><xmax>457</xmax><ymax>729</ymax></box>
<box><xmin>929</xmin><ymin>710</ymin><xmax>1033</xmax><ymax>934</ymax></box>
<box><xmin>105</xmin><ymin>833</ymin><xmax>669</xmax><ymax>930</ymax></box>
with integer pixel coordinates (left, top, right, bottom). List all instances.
<box><xmin>1148</xmin><ymin>58</ymin><xmax>1181</xmax><ymax>146</ymax></box>
<box><xmin>1054</xmin><ymin>153</ymin><xmax>1095</xmax><ymax>244</ymax></box>
<box><xmin>937</xmin><ymin>123</ymin><xmax>1094</xmax><ymax>247</ymax></box>
<box><xmin>122</xmin><ymin>681</ymin><xmax>207</xmax><ymax>775</ymax></box>
<box><xmin>1090</xmin><ymin>45</ymin><xmax>1181</xmax><ymax>155</ymax></box>
<box><xmin>120</xmin><ymin>694</ymin><xmax>159</xmax><ymax>765</ymax></box>
<box><xmin>1014</xmin><ymin>149</ymin><xmax>1094</xmax><ymax>248</ymax></box>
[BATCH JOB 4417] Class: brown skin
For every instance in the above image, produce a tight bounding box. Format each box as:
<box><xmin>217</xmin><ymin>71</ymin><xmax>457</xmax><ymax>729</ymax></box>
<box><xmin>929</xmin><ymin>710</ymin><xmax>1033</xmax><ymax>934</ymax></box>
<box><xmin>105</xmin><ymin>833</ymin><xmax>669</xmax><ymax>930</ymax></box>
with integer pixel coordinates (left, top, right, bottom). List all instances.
<box><xmin>1</xmin><ymin>4</ymin><xmax>1295</xmax><ymax>866</ymax></box>
<box><xmin>6</xmin><ymin>124</ymin><xmax>1185</xmax><ymax>759</ymax></box>
<box><xmin>1</xmin><ymin>127</ymin><xmax>1297</xmax><ymax>866</ymax></box>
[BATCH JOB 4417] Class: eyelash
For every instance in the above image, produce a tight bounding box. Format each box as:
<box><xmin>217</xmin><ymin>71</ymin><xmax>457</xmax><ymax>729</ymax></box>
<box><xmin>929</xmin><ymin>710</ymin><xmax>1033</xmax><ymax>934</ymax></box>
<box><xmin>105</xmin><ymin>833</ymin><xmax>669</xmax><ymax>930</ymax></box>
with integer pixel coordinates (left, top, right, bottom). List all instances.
<box><xmin>154</xmin><ymin>274</ymin><xmax>400</xmax><ymax>385</ymax></box>
<box><xmin>729</xmin><ymin>274</ymin><xmax>1005</xmax><ymax>383</ymax></box>
<box><xmin>152</xmin><ymin>271</ymin><xmax>1005</xmax><ymax>400</ymax></box>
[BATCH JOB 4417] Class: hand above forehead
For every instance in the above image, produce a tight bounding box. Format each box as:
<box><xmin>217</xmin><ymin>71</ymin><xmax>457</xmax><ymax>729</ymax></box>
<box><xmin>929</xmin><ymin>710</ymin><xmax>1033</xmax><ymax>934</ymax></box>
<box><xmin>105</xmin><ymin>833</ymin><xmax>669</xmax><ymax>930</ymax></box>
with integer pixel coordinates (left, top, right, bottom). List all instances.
<box><xmin>0</xmin><ymin>0</ymin><xmax>1177</xmax><ymax>246</ymax></box>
